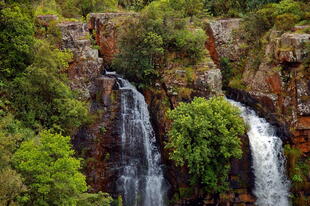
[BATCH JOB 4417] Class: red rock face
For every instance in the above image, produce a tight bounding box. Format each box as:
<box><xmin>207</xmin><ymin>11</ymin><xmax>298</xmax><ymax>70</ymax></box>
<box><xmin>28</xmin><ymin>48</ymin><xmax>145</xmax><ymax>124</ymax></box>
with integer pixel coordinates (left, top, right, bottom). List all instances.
<box><xmin>88</xmin><ymin>13</ymin><xmax>135</xmax><ymax>65</ymax></box>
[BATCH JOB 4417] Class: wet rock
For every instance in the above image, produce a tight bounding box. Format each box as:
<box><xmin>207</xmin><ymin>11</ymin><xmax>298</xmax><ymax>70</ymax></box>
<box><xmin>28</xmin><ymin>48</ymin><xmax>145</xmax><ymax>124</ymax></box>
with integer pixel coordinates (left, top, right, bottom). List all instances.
<box><xmin>95</xmin><ymin>76</ymin><xmax>116</xmax><ymax>106</ymax></box>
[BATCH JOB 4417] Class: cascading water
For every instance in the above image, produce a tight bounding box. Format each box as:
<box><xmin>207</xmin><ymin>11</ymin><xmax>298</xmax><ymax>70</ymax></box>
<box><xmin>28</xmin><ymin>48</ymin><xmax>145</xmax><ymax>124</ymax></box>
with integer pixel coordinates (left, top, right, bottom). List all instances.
<box><xmin>117</xmin><ymin>78</ymin><xmax>167</xmax><ymax>206</ymax></box>
<box><xmin>229</xmin><ymin>100</ymin><xmax>290</xmax><ymax>206</ymax></box>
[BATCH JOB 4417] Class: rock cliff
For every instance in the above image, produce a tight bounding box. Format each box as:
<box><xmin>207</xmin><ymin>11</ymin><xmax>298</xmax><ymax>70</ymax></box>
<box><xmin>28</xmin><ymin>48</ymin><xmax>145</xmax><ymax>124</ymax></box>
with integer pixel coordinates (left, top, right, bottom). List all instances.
<box><xmin>53</xmin><ymin>13</ymin><xmax>309</xmax><ymax>206</ymax></box>
<box><xmin>58</xmin><ymin>21</ymin><xmax>104</xmax><ymax>100</ymax></box>
<box><xmin>206</xmin><ymin>18</ymin><xmax>310</xmax><ymax>205</ymax></box>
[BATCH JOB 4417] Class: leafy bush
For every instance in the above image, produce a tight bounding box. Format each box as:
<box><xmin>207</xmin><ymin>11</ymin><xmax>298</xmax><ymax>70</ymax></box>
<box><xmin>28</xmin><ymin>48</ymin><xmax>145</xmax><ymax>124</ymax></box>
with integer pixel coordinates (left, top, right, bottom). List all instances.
<box><xmin>169</xmin><ymin>0</ymin><xmax>204</xmax><ymax>17</ymax></box>
<box><xmin>118</xmin><ymin>0</ymin><xmax>154</xmax><ymax>10</ymax></box>
<box><xmin>166</xmin><ymin>97</ymin><xmax>245</xmax><ymax>192</ymax></box>
<box><xmin>275</xmin><ymin>13</ymin><xmax>299</xmax><ymax>30</ymax></box>
<box><xmin>172</xmin><ymin>29</ymin><xmax>206</xmax><ymax>63</ymax></box>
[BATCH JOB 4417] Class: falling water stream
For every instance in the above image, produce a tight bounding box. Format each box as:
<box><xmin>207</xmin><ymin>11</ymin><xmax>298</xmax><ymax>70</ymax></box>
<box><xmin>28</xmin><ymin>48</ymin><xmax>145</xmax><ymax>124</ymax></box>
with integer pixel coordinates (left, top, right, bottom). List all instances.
<box><xmin>229</xmin><ymin>100</ymin><xmax>290</xmax><ymax>206</ymax></box>
<box><xmin>117</xmin><ymin>78</ymin><xmax>167</xmax><ymax>206</ymax></box>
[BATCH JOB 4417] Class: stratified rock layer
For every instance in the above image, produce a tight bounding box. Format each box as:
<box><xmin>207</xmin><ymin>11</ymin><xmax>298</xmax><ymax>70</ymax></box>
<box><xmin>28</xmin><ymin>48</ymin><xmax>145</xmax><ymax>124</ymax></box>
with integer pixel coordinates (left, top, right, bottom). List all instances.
<box><xmin>58</xmin><ymin>21</ymin><xmax>103</xmax><ymax>100</ymax></box>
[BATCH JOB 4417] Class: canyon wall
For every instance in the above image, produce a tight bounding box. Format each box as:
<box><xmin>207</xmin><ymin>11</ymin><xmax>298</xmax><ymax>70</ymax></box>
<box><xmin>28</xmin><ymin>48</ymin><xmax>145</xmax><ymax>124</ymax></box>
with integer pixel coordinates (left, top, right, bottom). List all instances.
<box><xmin>54</xmin><ymin>13</ymin><xmax>309</xmax><ymax>205</ymax></box>
<box><xmin>206</xmin><ymin>18</ymin><xmax>310</xmax><ymax>205</ymax></box>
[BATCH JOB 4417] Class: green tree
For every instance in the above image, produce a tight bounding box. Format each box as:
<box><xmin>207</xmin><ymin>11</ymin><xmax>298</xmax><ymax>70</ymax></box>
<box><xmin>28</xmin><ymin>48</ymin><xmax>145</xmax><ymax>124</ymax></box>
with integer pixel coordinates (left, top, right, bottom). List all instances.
<box><xmin>0</xmin><ymin>114</ymin><xmax>33</xmax><ymax>206</ymax></box>
<box><xmin>10</xmin><ymin>40</ymin><xmax>89</xmax><ymax>134</ymax></box>
<box><xmin>166</xmin><ymin>97</ymin><xmax>246</xmax><ymax>193</ymax></box>
<box><xmin>169</xmin><ymin>0</ymin><xmax>204</xmax><ymax>16</ymax></box>
<box><xmin>0</xmin><ymin>4</ymin><xmax>34</xmax><ymax>79</ymax></box>
<box><xmin>74</xmin><ymin>0</ymin><xmax>117</xmax><ymax>17</ymax></box>
<box><xmin>13</xmin><ymin>130</ymin><xmax>87</xmax><ymax>206</ymax></box>
<box><xmin>113</xmin><ymin>0</ymin><xmax>207</xmax><ymax>87</ymax></box>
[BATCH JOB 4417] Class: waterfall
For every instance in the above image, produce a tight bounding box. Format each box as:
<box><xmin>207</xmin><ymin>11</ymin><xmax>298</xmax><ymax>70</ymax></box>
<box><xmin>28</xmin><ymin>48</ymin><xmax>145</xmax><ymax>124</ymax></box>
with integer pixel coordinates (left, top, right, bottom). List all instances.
<box><xmin>229</xmin><ymin>100</ymin><xmax>290</xmax><ymax>206</ymax></box>
<box><xmin>117</xmin><ymin>78</ymin><xmax>167</xmax><ymax>206</ymax></box>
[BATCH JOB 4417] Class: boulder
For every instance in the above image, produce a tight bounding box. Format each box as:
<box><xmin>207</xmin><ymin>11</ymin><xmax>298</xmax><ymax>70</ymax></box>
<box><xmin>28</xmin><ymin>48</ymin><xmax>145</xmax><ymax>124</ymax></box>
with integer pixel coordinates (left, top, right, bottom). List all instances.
<box><xmin>195</xmin><ymin>68</ymin><xmax>223</xmax><ymax>97</ymax></box>
<box><xmin>275</xmin><ymin>33</ymin><xmax>310</xmax><ymax>63</ymax></box>
<box><xmin>205</xmin><ymin>18</ymin><xmax>242</xmax><ymax>63</ymax></box>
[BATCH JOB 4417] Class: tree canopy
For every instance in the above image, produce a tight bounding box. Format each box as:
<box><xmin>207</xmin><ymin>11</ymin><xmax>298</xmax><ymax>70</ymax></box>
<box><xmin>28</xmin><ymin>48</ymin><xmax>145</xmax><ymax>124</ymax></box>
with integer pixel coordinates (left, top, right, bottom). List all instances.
<box><xmin>166</xmin><ymin>97</ymin><xmax>246</xmax><ymax>192</ymax></box>
<box><xmin>13</xmin><ymin>130</ymin><xmax>91</xmax><ymax>206</ymax></box>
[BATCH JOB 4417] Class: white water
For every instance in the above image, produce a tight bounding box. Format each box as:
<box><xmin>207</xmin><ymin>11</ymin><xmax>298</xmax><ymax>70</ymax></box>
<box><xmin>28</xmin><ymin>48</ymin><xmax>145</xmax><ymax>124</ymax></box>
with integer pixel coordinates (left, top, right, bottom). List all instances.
<box><xmin>229</xmin><ymin>100</ymin><xmax>290</xmax><ymax>206</ymax></box>
<box><xmin>117</xmin><ymin>78</ymin><xmax>167</xmax><ymax>206</ymax></box>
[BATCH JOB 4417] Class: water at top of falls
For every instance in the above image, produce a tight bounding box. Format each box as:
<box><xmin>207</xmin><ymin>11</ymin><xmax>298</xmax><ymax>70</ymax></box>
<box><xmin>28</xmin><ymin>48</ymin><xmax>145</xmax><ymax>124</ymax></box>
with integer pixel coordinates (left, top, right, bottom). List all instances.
<box><xmin>229</xmin><ymin>99</ymin><xmax>290</xmax><ymax>206</ymax></box>
<box><xmin>117</xmin><ymin>78</ymin><xmax>167</xmax><ymax>206</ymax></box>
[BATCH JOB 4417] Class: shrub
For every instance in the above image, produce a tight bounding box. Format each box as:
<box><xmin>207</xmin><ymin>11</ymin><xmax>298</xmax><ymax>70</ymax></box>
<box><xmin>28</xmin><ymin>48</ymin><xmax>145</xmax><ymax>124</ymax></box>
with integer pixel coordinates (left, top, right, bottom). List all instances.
<box><xmin>275</xmin><ymin>13</ymin><xmax>299</xmax><ymax>30</ymax></box>
<box><xmin>166</xmin><ymin>97</ymin><xmax>246</xmax><ymax>193</ymax></box>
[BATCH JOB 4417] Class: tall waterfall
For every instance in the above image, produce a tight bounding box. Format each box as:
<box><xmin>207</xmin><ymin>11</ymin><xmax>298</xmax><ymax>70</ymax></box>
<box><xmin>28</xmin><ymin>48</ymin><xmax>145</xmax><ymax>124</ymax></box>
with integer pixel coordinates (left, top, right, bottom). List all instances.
<box><xmin>229</xmin><ymin>100</ymin><xmax>290</xmax><ymax>206</ymax></box>
<box><xmin>117</xmin><ymin>78</ymin><xmax>167</xmax><ymax>206</ymax></box>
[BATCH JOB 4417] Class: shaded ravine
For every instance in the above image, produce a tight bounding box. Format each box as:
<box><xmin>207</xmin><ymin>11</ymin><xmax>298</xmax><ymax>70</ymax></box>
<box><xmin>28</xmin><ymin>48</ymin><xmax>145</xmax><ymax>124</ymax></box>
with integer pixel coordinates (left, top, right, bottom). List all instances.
<box><xmin>229</xmin><ymin>99</ymin><xmax>290</xmax><ymax>206</ymax></box>
<box><xmin>116</xmin><ymin>78</ymin><xmax>167</xmax><ymax>206</ymax></box>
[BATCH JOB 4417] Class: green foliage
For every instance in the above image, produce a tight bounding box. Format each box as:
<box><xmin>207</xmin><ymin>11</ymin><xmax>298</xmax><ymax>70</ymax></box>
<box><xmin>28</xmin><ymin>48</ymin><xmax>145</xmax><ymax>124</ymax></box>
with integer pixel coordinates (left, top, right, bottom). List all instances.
<box><xmin>166</xmin><ymin>97</ymin><xmax>245</xmax><ymax>192</ymax></box>
<box><xmin>118</xmin><ymin>0</ymin><xmax>154</xmax><ymax>10</ymax></box>
<box><xmin>0</xmin><ymin>4</ymin><xmax>35</xmax><ymax>79</ymax></box>
<box><xmin>172</xmin><ymin>29</ymin><xmax>206</xmax><ymax>63</ymax></box>
<box><xmin>284</xmin><ymin>145</ymin><xmax>309</xmax><ymax>184</ymax></box>
<box><xmin>113</xmin><ymin>0</ymin><xmax>207</xmax><ymax>86</ymax></box>
<box><xmin>204</xmin><ymin>0</ymin><xmax>280</xmax><ymax>17</ymax></box>
<box><xmin>0</xmin><ymin>114</ymin><xmax>33</xmax><ymax>206</ymax></box>
<box><xmin>0</xmin><ymin>167</ymin><xmax>27</xmax><ymax>206</ymax></box>
<box><xmin>10</xmin><ymin>40</ymin><xmax>89</xmax><ymax>134</ymax></box>
<box><xmin>169</xmin><ymin>0</ymin><xmax>204</xmax><ymax>17</ymax></box>
<box><xmin>220</xmin><ymin>57</ymin><xmax>232</xmax><ymax>88</ymax></box>
<box><xmin>275</xmin><ymin>13</ymin><xmax>299</xmax><ymax>30</ymax></box>
<box><xmin>34</xmin><ymin>0</ymin><xmax>60</xmax><ymax>16</ymax></box>
<box><xmin>13</xmin><ymin>130</ymin><xmax>88</xmax><ymax>206</ymax></box>
<box><xmin>75</xmin><ymin>0</ymin><xmax>117</xmax><ymax>17</ymax></box>
<box><xmin>77</xmin><ymin>192</ymin><xmax>113</xmax><ymax>206</ymax></box>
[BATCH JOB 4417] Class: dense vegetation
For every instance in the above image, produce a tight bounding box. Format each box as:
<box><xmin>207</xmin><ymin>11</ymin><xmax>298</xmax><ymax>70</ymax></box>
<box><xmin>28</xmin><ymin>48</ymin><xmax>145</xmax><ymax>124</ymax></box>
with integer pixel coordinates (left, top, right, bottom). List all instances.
<box><xmin>220</xmin><ymin>0</ymin><xmax>310</xmax><ymax>88</ymax></box>
<box><xmin>0</xmin><ymin>0</ymin><xmax>309</xmax><ymax>205</ymax></box>
<box><xmin>112</xmin><ymin>0</ymin><xmax>207</xmax><ymax>87</ymax></box>
<box><xmin>166</xmin><ymin>97</ymin><xmax>246</xmax><ymax>193</ymax></box>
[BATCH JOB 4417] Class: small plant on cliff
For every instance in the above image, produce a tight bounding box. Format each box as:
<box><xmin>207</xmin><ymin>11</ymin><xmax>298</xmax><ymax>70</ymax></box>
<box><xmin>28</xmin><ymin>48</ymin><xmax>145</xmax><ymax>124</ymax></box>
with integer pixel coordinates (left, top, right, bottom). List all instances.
<box><xmin>166</xmin><ymin>97</ymin><xmax>246</xmax><ymax>193</ymax></box>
